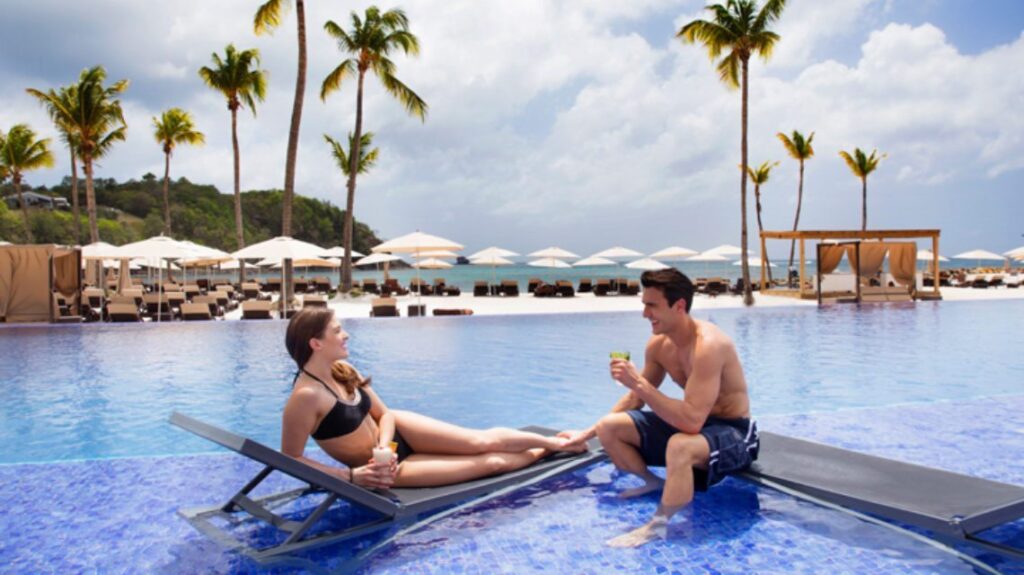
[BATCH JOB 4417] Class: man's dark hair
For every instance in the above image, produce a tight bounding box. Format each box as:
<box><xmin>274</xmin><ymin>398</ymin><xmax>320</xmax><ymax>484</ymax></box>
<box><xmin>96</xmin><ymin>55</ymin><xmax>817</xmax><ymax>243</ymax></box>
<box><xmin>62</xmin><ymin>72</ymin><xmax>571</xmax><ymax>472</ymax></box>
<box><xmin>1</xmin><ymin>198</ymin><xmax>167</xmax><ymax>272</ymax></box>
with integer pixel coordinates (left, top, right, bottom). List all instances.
<box><xmin>640</xmin><ymin>268</ymin><xmax>695</xmax><ymax>312</ymax></box>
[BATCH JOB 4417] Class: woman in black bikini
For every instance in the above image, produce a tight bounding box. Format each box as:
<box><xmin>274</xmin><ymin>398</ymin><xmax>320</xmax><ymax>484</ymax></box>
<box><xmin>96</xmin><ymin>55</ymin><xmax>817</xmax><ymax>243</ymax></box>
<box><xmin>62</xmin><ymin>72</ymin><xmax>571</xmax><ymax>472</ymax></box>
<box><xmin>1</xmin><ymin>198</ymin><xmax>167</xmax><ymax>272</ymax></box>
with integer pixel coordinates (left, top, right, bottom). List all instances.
<box><xmin>281</xmin><ymin>307</ymin><xmax>583</xmax><ymax>489</ymax></box>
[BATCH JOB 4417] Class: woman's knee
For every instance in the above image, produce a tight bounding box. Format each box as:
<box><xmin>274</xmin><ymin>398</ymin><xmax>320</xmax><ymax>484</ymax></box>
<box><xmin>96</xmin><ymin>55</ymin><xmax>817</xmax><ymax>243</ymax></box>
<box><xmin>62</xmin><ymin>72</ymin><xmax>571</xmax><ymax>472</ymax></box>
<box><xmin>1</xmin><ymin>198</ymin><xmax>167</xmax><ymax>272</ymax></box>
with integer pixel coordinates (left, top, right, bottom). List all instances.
<box><xmin>476</xmin><ymin>428</ymin><xmax>514</xmax><ymax>452</ymax></box>
<box><xmin>482</xmin><ymin>454</ymin><xmax>515</xmax><ymax>475</ymax></box>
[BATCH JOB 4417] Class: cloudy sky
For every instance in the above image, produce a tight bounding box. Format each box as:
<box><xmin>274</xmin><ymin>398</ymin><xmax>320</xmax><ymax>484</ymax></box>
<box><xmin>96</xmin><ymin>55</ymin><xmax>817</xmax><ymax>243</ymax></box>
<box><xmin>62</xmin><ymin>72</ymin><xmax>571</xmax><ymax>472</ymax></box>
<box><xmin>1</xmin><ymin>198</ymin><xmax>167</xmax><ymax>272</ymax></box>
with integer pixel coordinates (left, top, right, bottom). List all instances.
<box><xmin>1</xmin><ymin>0</ymin><xmax>1022</xmax><ymax>256</ymax></box>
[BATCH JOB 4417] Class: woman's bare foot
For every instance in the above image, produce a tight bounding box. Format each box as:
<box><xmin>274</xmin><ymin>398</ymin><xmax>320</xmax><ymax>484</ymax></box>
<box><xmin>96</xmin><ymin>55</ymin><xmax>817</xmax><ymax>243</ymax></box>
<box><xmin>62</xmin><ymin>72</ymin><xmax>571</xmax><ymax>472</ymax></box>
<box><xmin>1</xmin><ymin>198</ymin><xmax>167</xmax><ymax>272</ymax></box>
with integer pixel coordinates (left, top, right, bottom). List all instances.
<box><xmin>618</xmin><ymin>477</ymin><xmax>664</xmax><ymax>498</ymax></box>
<box><xmin>551</xmin><ymin>436</ymin><xmax>589</xmax><ymax>453</ymax></box>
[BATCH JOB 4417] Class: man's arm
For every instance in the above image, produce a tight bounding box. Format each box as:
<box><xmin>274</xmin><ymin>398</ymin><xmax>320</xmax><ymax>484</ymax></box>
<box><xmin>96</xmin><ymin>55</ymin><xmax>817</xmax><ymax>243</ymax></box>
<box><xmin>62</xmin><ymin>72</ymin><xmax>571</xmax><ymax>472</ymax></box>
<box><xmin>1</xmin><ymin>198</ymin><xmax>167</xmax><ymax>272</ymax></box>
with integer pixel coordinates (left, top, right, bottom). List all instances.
<box><xmin>614</xmin><ymin>342</ymin><xmax>723</xmax><ymax>435</ymax></box>
<box><xmin>562</xmin><ymin>340</ymin><xmax>667</xmax><ymax>445</ymax></box>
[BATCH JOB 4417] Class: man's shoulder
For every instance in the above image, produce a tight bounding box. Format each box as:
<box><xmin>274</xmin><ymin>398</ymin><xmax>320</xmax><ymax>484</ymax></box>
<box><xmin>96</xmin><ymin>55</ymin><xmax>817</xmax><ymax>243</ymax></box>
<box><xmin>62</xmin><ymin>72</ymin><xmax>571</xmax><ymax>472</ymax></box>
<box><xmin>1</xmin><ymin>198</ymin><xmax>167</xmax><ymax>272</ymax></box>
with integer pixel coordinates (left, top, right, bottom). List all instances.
<box><xmin>695</xmin><ymin>320</ymin><xmax>736</xmax><ymax>352</ymax></box>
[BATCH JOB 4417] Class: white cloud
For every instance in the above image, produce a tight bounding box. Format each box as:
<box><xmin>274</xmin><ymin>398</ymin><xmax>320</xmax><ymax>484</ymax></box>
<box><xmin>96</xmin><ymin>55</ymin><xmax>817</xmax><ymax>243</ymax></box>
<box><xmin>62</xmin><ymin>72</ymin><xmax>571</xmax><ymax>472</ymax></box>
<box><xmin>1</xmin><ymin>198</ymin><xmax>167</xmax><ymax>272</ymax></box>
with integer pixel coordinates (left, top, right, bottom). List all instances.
<box><xmin>1</xmin><ymin>1</ymin><xmax>1022</xmax><ymax>253</ymax></box>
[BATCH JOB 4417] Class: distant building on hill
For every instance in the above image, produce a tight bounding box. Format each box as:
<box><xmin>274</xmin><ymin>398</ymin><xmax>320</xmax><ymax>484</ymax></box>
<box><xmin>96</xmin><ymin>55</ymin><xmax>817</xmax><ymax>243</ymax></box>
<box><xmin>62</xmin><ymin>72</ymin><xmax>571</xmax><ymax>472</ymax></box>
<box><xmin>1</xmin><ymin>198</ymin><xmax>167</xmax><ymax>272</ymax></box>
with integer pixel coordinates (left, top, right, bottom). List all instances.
<box><xmin>3</xmin><ymin>191</ymin><xmax>70</xmax><ymax>210</ymax></box>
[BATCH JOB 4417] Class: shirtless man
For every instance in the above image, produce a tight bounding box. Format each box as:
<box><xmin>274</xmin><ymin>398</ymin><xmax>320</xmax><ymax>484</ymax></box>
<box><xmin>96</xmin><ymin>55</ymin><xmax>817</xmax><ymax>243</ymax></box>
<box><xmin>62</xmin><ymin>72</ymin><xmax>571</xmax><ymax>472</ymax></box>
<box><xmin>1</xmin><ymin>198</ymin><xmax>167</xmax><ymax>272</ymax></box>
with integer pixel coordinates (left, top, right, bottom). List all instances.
<box><xmin>562</xmin><ymin>268</ymin><xmax>758</xmax><ymax>547</ymax></box>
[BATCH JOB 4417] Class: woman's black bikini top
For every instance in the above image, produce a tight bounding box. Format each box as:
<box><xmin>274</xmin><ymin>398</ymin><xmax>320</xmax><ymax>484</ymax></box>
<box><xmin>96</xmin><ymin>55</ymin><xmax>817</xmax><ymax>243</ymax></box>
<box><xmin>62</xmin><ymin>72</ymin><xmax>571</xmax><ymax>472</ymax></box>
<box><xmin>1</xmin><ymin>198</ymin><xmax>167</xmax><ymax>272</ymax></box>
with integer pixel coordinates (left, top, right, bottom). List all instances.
<box><xmin>297</xmin><ymin>369</ymin><xmax>371</xmax><ymax>440</ymax></box>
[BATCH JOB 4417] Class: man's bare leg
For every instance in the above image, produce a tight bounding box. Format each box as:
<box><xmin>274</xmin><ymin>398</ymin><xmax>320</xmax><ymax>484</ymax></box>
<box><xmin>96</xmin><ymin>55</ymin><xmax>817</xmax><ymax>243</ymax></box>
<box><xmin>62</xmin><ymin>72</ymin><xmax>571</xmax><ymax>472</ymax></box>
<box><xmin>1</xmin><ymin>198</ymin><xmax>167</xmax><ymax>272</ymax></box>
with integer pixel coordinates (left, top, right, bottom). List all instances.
<box><xmin>595</xmin><ymin>413</ymin><xmax>663</xmax><ymax>498</ymax></box>
<box><xmin>607</xmin><ymin>433</ymin><xmax>709</xmax><ymax>547</ymax></box>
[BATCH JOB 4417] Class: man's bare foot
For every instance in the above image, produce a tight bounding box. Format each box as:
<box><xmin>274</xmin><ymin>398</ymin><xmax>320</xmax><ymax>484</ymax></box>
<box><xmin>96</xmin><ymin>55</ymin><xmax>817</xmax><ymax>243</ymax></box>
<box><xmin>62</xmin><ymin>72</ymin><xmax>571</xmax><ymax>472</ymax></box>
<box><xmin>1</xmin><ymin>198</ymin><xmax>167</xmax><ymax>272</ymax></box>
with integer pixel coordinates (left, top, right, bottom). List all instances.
<box><xmin>606</xmin><ymin>518</ymin><xmax>669</xmax><ymax>548</ymax></box>
<box><xmin>618</xmin><ymin>478</ymin><xmax>664</xmax><ymax>498</ymax></box>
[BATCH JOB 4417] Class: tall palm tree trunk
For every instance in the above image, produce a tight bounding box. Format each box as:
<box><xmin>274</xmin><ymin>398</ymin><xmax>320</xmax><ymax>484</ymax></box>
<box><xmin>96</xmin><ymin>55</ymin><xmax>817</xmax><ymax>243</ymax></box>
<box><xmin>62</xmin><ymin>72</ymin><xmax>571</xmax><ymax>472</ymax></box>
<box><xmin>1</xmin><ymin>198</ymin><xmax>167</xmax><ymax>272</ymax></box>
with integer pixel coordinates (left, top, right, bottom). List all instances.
<box><xmin>281</xmin><ymin>0</ymin><xmax>307</xmax><ymax>238</ymax></box>
<box><xmin>13</xmin><ymin>177</ymin><xmax>33</xmax><ymax>242</ymax></box>
<box><xmin>341</xmin><ymin>72</ymin><xmax>366</xmax><ymax>292</ymax></box>
<box><xmin>787</xmin><ymin>159</ymin><xmax>804</xmax><ymax>286</ymax></box>
<box><xmin>231</xmin><ymin>106</ymin><xmax>245</xmax><ymax>250</ymax></box>
<box><xmin>162</xmin><ymin>149</ymin><xmax>172</xmax><ymax>235</ymax></box>
<box><xmin>754</xmin><ymin>186</ymin><xmax>773</xmax><ymax>283</ymax></box>
<box><xmin>281</xmin><ymin>1</ymin><xmax>306</xmax><ymax>309</ymax></box>
<box><xmin>861</xmin><ymin>177</ymin><xmax>867</xmax><ymax>231</ymax></box>
<box><xmin>739</xmin><ymin>58</ymin><xmax>753</xmax><ymax>306</ymax></box>
<box><xmin>70</xmin><ymin>149</ymin><xmax>81</xmax><ymax>244</ymax></box>
<box><xmin>83</xmin><ymin>156</ymin><xmax>99</xmax><ymax>243</ymax></box>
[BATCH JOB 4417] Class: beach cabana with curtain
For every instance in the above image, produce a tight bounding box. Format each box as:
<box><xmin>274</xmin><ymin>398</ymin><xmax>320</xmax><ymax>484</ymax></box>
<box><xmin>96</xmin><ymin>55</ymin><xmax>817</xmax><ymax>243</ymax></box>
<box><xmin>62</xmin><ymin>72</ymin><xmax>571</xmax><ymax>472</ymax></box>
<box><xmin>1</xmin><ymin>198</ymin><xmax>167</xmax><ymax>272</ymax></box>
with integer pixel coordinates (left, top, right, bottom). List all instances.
<box><xmin>0</xmin><ymin>244</ymin><xmax>82</xmax><ymax>323</ymax></box>
<box><xmin>758</xmin><ymin>229</ymin><xmax>942</xmax><ymax>304</ymax></box>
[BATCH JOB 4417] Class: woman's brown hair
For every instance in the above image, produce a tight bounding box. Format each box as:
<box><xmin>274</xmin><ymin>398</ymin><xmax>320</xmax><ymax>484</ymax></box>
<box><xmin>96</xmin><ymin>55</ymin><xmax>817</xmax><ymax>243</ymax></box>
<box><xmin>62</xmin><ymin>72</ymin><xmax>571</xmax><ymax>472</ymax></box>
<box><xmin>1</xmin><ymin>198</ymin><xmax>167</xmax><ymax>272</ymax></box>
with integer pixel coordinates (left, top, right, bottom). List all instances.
<box><xmin>285</xmin><ymin>307</ymin><xmax>370</xmax><ymax>393</ymax></box>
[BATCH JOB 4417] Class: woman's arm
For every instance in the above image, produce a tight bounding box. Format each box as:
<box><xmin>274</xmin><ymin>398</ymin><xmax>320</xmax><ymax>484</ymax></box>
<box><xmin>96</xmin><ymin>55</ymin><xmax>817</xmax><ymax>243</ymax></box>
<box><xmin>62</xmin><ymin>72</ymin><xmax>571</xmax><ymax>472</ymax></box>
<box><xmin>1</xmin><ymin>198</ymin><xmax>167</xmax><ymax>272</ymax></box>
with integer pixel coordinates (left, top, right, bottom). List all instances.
<box><xmin>363</xmin><ymin>386</ymin><xmax>395</xmax><ymax>448</ymax></box>
<box><xmin>282</xmin><ymin>387</ymin><xmax>393</xmax><ymax>488</ymax></box>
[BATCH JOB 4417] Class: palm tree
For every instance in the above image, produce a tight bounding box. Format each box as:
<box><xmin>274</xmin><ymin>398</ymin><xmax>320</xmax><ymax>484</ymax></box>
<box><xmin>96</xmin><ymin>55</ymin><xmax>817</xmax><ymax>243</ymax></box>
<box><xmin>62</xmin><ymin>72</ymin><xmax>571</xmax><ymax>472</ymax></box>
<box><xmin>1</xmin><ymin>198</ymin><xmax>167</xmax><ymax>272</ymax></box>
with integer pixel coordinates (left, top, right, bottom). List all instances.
<box><xmin>678</xmin><ymin>0</ymin><xmax>786</xmax><ymax>306</ymax></box>
<box><xmin>27</xmin><ymin>66</ymin><xmax>128</xmax><ymax>244</ymax></box>
<box><xmin>28</xmin><ymin>85</ymin><xmax>84</xmax><ymax>243</ymax></box>
<box><xmin>744</xmin><ymin>160</ymin><xmax>779</xmax><ymax>284</ymax></box>
<box><xmin>838</xmin><ymin>147</ymin><xmax>886</xmax><ymax>231</ymax></box>
<box><xmin>322</xmin><ymin>6</ymin><xmax>427</xmax><ymax>291</ymax></box>
<box><xmin>255</xmin><ymin>0</ymin><xmax>307</xmax><ymax>238</ymax></box>
<box><xmin>199</xmin><ymin>45</ymin><xmax>267</xmax><ymax>249</ymax></box>
<box><xmin>0</xmin><ymin>124</ymin><xmax>55</xmax><ymax>242</ymax></box>
<box><xmin>777</xmin><ymin>129</ymin><xmax>814</xmax><ymax>285</ymax></box>
<box><xmin>324</xmin><ymin>131</ymin><xmax>380</xmax><ymax>177</ymax></box>
<box><xmin>153</xmin><ymin>108</ymin><xmax>205</xmax><ymax>235</ymax></box>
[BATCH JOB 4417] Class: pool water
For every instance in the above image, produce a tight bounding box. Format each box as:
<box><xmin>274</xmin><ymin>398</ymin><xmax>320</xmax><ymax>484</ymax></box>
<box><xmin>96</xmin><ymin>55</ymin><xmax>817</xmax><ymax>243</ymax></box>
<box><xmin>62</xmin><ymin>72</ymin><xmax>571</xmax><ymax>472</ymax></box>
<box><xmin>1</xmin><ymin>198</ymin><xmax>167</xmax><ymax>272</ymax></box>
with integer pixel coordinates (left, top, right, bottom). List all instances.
<box><xmin>1</xmin><ymin>300</ymin><xmax>1022</xmax><ymax>573</ymax></box>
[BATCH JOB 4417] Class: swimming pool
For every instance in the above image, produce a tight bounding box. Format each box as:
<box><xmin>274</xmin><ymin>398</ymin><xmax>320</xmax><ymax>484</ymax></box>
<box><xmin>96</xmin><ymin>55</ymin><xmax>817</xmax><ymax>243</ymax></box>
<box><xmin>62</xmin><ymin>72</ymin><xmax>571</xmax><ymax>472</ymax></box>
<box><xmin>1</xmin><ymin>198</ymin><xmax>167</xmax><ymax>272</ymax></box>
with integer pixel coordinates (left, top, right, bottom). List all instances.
<box><xmin>1</xmin><ymin>300</ymin><xmax>1022</xmax><ymax>573</ymax></box>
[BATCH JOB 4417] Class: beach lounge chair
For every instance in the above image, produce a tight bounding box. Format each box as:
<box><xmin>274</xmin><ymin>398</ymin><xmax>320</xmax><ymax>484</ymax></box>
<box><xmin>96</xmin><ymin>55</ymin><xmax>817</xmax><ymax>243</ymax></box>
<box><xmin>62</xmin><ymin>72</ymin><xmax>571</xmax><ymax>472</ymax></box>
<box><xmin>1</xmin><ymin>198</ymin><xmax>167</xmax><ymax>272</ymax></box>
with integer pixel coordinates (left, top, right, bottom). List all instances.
<box><xmin>192</xmin><ymin>295</ymin><xmax>222</xmax><ymax>317</ymax></box>
<box><xmin>241</xmin><ymin>300</ymin><xmax>274</xmax><ymax>320</ymax></box>
<box><xmin>180</xmin><ymin>302</ymin><xmax>213</xmax><ymax>321</ymax></box>
<box><xmin>382</xmin><ymin>279</ymin><xmax>409</xmax><ymax>297</ymax></box>
<box><xmin>370</xmin><ymin>297</ymin><xmax>399</xmax><ymax>317</ymax></box>
<box><xmin>408</xmin><ymin>304</ymin><xmax>426</xmax><ymax>317</ymax></box>
<box><xmin>361</xmin><ymin>279</ymin><xmax>380</xmax><ymax>295</ymax></box>
<box><xmin>527</xmin><ymin>278</ymin><xmax>541</xmax><ymax>294</ymax></box>
<box><xmin>620</xmin><ymin>281</ymin><xmax>640</xmax><ymax>296</ymax></box>
<box><xmin>500</xmin><ymin>280</ymin><xmax>519</xmax><ymax>297</ymax></box>
<box><xmin>313</xmin><ymin>277</ymin><xmax>332</xmax><ymax>293</ymax></box>
<box><xmin>593</xmin><ymin>279</ymin><xmax>611</xmax><ymax>296</ymax></box>
<box><xmin>143</xmin><ymin>294</ymin><xmax>174</xmax><ymax>321</ymax></box>
<box><xmin>533</xmin><ymin>283</ymin><xmax>557</xmax><ymax>297</ymax></box>
<box><xmin>241</xmin><ymin>282</ymin><xmax>261</xmax><ymax>300</ymax></box>
<box><xmin>742</xmin><ymin>432</ymin><xmax>1024</xmax><ymax>560</ymax></box>
<box><xmin>51</xmin><ymin>292</ymin><xmax>82</xmax><ymax>323</ymax></box>
<box><xmin>302</xmin><ymin>294</ymin><xmax>328</xmax><ymax>308</ymax></box>
<box><xmin>443</xmin><ymin>285</ymin><xmax>461</xmax><ymax>296</ymax></box>
<box><xmin>433</xmin><ymin>308</ymin><xmax>474</xmax><ymax>316</ymax></box>
<box><xmin>555</xmin><ymin>280</ymin><xmax>575</xmax><ymax>297</ymax></box>
<box><xmin>107</xmin><ymin>303</ymin><xmax>141</xmax><ymax>323</ymax></box>
<box><xmin>578</xmin><ymin>279</ymin><xmax>592</xmax><ymax>293</ymax></box>
<box><xmin>473</xmin><ymin>281</ymin><xmax>489</xmax><ymax>297</ymax></box>
<box><xmin>169</xmin><ymin>412</ymin><xmax>605</xmax><ymax>562</ymax></box>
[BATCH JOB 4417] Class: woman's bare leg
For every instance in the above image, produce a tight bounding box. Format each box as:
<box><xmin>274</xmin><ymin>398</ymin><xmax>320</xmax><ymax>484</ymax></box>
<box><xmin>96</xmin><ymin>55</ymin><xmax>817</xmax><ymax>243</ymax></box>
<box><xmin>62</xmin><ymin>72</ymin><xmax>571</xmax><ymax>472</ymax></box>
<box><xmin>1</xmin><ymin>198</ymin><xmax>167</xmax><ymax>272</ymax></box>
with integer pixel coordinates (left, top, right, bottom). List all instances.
<box><xmin>393</xmin><ymin>449</ymin><xmax>547</xmax><ymax>488</ymax></box>
<box><xmin>393</xmin><ymin>410</ymin><xmax>583</xmax><ymax>455</ymax></box>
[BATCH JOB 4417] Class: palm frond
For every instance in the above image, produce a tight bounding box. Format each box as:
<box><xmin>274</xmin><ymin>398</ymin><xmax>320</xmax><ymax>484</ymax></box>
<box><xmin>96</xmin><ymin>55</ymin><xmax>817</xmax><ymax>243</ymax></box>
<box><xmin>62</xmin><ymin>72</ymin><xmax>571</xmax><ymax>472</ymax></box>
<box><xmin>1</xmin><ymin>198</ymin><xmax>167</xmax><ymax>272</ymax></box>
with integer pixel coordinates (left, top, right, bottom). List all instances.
<box><xmin>717</xmin><ymin>52</ymin><xmax>741</xmax><ymax>88</ymax></box>
<box><xmin>379</xmin><ymin>72</ymin><xmax>428</xmax><ymax>121</ymax></box>
<box><xmin>320</xmin><ymin>59</ymin><xmax>357</xmax><ymax>101</ymax></box>
<box><xmin>838</xmin><ymin>150</ymin><xmax>862</xmax><ymax>177</ymax></box>
<box><xmin>254</xmin><ymin>0</ymin><xmax>287</xmax><ymax>35</ymax></box>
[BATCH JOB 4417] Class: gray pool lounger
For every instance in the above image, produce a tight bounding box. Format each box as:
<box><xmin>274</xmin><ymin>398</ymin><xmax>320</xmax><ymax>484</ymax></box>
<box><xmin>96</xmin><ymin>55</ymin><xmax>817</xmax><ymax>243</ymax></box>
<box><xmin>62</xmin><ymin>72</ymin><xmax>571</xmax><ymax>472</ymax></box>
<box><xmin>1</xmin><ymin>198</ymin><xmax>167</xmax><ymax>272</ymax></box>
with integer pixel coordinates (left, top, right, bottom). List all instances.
<box><xmin>170</xmin><ymin>412</ymin><xmax>606</xmax><ymax>562</ymax></box>
<box><xmin>743</xmin><ymin>432</ymin><xmax>1024</xmax><ymax>559</ymax></box>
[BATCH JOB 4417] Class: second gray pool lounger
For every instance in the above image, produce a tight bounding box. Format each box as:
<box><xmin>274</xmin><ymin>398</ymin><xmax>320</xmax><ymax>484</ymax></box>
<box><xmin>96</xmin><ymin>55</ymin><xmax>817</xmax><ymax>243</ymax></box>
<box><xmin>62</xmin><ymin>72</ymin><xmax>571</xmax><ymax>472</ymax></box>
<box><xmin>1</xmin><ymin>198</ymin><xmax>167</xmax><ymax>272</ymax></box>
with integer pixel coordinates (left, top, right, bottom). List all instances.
<box><xmin>742</xmin><ymin>432</ymin><xmax>1024</xmax><ymax>559</ymax></box>
<box><xmin>170</xmin><ymin>412</ymin><xmax>606</xmax><ymax>562</ymax></box>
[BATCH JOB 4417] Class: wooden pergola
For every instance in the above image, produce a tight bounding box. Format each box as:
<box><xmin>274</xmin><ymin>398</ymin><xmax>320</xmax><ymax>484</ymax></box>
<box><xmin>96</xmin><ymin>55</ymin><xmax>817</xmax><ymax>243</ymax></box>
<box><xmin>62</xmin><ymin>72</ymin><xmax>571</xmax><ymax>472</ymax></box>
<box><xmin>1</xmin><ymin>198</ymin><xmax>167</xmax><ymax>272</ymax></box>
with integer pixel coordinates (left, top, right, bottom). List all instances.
<box><xmin>758</xmin><ymin>229</ymin><xmax>942</xmax><ymax>300</ymax></box>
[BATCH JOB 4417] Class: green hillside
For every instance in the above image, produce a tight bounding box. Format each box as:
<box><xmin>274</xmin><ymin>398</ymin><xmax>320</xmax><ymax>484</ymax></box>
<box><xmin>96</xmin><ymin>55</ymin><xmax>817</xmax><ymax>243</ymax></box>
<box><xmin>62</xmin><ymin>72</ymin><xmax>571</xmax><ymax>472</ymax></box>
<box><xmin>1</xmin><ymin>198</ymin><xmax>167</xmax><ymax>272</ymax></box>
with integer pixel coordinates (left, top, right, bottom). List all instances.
<box><xmin>0</xmin><ymin>173</ymin><xmax>381</xmax><ymax>252</ymax></box>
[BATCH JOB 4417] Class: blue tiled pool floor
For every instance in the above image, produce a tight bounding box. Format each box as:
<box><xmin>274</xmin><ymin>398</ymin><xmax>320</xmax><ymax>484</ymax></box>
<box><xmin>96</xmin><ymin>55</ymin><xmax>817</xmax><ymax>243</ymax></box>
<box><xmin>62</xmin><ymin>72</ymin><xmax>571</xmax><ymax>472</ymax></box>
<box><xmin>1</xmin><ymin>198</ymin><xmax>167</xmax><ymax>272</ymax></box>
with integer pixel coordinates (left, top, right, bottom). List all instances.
<box><xmin>2</xmin><ymin>395</ymin><xmax>1023</xmax><ymax>574</ymax></box>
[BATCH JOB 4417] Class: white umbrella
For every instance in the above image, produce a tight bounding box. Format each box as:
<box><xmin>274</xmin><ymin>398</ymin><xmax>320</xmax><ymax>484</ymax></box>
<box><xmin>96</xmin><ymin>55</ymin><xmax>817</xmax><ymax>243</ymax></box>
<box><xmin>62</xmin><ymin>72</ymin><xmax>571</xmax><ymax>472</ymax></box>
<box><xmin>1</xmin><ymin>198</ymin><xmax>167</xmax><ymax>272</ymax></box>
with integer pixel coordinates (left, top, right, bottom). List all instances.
<box><xmin>1002</xmin><ymin>246</ymin><xmax>1024</xmax><ymax>258</ymax></box>
<box><xmin>650</xmin><ymin>246</ymin><xmax>698</xmax><ymax>260</ymax></box>
<box><xmin>272</xmin><ymin>258</ymin><xmax>339</xmax><ymax>268</ymax></box>
<box><xmin>322</xmin><ymin>246</ymin><xmax>365</xmax><ymax>258</ymax></box>
<box><xmin>916</xmin><ymin>249</ymin><xmax>949</xmax><ymax>262</ymax></box>
<box><xmin>417</xmin><ymin>249</ymin><xmax>460</xmax><ymax>259</ymax></box>
<box><xmin>355</xmin><ymin>253</ymin><xmax>405</xmax><ymax>266</ymax></box>
<box><xmin>592</xmin><ymin>246</ymin><xmax>643</xmax><ymax>259</ymax></box>
<box><xmin>232</xmin><ymin>236</ymin><xmax>325</xmax><ymax>261</ymax></box>
<box><xmin>529</xmin><ymin>247</ymin><xmax>579</xmax><ymax>259</ymax></box>
<box><xmin>0</xmin><ymin>240</ymin><xmax>11</xmax><ymax>246</ymax></box>
<box><xmin>114</xmin><ymin>236</ymin><xmax>198</xmax><ymax>323</ymax></box>
<box><xmin>468</xmin><ymin>246</ymin><xmax>519</xmax><ymax>260</ymax></box>
<box><xmin>372</xmin><ymin>231</ymin><xmax>464</xmax><ymax>254</ymax></box>
<box><xmin>413</xmin><ymin>258</ymin><xmax>453</xmax><ymax>270</ymax></box>
<box><xmin>733</xmin><ymin>257</ymin><xmax>776</xmax><ymax>267</ymax></box>
<box><xmin>528</xmin><ymin>257</ymin><xmax>571</xmax><ymax>268</ymax></box>
<box><xmin>953</xmin><ymin>249</ymin><xmax>1005</xmax><ymax>269</ymax></box>
<box><xmin>371</xmin><ymin>232</ymin><xmax>463</xmax><ymax>311</ymax></box>
<box><xmin>80</xmin><ymin>241</ymin><xmax>124</xmax><ymax>260</ymax></box>
<box><xmin>470</xmin><ymin>255</ymin><xmax>513</xmax><ymax>286</ymax></box>
<box><xmin>705</xmin><ymin>244</ymin><xmax>743</xmax><ymax>257</ymax></box>
<box><xmin>573</xmin><ymin>256</ymin><xmax>617</xmax><ymax>267</ymax></box>
<box><xmin>625</xmin><ymin>257</ymin><xmax>670</xmax><ymax>271</ymax></box>
<box><xmin>688</xmin><ymin>252</ymin><xmax>730</xmax><ymax>277</ymax></box>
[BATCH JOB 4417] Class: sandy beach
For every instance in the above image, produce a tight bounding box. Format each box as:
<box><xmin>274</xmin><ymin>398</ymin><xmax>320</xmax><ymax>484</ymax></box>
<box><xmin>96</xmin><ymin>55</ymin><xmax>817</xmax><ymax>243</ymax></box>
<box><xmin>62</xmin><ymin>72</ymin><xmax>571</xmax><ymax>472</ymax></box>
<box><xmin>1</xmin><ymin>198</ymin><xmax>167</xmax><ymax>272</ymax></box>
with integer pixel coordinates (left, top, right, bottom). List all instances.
<box><xmin>220</xmin><ymin>285</ymin><xmax>1024</xmax><ymax>321</ymax></box>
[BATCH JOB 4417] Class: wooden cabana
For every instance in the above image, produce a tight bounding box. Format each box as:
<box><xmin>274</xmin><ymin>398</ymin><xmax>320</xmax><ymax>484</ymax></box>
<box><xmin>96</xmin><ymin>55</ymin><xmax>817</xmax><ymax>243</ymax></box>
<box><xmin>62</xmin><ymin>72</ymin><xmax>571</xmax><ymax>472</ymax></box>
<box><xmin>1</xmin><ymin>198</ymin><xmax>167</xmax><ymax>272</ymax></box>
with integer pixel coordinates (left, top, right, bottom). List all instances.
<box><xmin>758</xmin><ymin>229</ymin><xmax>942</xmax><ymax>303</ymax></box>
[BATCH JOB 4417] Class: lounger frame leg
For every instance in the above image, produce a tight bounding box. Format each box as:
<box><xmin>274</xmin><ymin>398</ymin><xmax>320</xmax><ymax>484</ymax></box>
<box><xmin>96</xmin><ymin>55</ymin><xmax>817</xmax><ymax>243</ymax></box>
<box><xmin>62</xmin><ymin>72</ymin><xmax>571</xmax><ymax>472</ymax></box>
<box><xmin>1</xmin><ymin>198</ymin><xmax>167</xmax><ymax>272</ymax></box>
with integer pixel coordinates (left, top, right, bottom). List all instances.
<box><xmin>223</xmin><ymin>465</ymin><xmax>273</xmax><ymax>513</ymax></box>
<box><xmin>963</xmin><ymin>533</ymin><xmax>1024</xmax><ymax>560</ymax></box>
